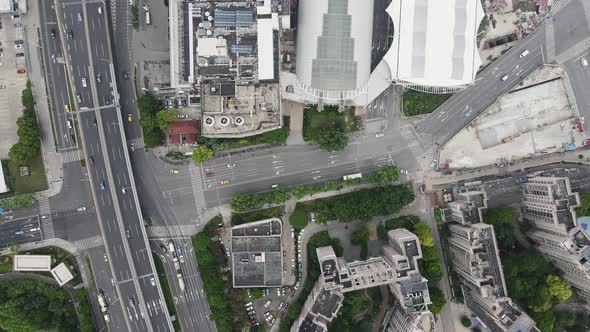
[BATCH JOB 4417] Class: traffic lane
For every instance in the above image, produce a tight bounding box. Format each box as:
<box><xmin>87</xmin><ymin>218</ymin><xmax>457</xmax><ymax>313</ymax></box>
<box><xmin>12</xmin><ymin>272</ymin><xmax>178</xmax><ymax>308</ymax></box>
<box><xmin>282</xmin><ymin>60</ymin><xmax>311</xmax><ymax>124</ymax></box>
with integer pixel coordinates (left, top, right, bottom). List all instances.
<box><xmin>205</xmin><ymin>149</ymin><xmax>416</xmax><ymax>205</ymax></box>
<box><xmin>0</xmin><ymin>215</ymin><xmax>42</xmax><ymax>248</ymax></box>
<box><xmin>39</xmin><ymin>0</ymin><xmax>75</xmax><ymax>150</ymax></box>
<box><xmin>61</xmin><ymin>4</ymin><xmax>94</xmax><ymax>108</ymax></box>
<box><xmin>415</xmin><ymin>29</ymin><xmax>547</xmax><ymax>136</ymax></box>
<box><xmin>137</xmin><ymin>275</ymin><xmax>172</xmax><ymax>332</ymax></box>
<box><xmin>563</xmin><ymin>55</ymin><xmax>590</xmax><ymax>121</ymax></box>
<box><xmin>417</xmin><ymin>47</ymin><xmax>545</xmax><ymax>141</ymax></box>
<box><xmin>52</xmin><ymin>208</ymin><xmax>101</xmax><ymax>242</ymax></box>
<box><xmin>86</xmin><ymin>246</ymin><xmax>125</xmax><ymax>331</ymax></box>
<box><xmin>117</xmin><ymin>280</ymin><xmax>149</xmax><ymax>332</ymax></box>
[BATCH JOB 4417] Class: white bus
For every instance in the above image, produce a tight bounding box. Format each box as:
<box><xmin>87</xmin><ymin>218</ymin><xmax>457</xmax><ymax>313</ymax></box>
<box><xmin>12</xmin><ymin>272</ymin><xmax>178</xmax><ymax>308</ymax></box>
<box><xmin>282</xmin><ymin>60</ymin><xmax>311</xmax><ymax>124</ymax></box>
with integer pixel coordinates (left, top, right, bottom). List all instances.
<box><xmin>145</xmin><ymin>11</ymin><xmax>151</xmax><ymax>25</ymax></box>
<box><xmin>343</xmin><ymin>173</ymin><xmax>362</xmax><ymax>180</ymax></box>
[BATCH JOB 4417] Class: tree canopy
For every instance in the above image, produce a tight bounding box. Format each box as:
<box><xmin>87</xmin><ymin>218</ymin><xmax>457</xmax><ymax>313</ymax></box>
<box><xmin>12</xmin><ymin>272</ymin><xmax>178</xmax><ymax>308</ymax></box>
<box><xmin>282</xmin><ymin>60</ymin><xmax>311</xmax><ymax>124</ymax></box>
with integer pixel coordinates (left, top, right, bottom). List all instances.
<box><xmin>9</xmin><ymin>86</ymin><xmax>41</xmax><ymax>165</ymax></box>
<box><xmin>137</xmin><ymin>93</ymin><xmax>164</xmax><ymax>147</ymax></box>
<box><xmin>413</xmin><ymin>222</ymin><xmax>434</xmax><ymax>247</ymax></box>
<box><xmin>367</xmin><ymin>166</ymin><xmax>400</xmax><ymax>186</ymax></box>
<box><xmin>192</xmin><ymin>145</ymin><xmax>214</xmax><ymax>163</ymax></box>
<box><xmin>155</xmin><ymin>109</ymin><xmax>179</xmax><ymax>132</ymax></box>
<box><xmin>351</xmin><ymin>226</ymin><xmax>370</xmax><ymax>245</ymax></box>
<box><xmin>483</xmin><ymin>208</ymin><xmax>516</xmax><ymax>250</ymax></box>
<box><xmin>428</xmin><ymin>287</ymin><xmax>447</xmax><ymax>315</ymax></box>
<box><xmin>315</xmin><ymin>127</ymin><xmax>348</xmax><ymax>152</ymax></box>
<box><xmin>289</xmin><ymin>208</ymin><xmax>308</xmax><ymax>230</ymax></box>
<box><xmin>0</xmin><ymin>280</ymin><xmax>78</xmax><ymax>332</ymax></box>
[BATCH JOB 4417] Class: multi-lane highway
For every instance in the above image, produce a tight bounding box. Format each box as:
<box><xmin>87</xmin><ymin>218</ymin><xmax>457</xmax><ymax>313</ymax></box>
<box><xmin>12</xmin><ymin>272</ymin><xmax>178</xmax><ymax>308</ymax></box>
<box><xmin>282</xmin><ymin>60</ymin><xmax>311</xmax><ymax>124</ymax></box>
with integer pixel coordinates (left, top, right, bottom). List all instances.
<box><xmin>53</xmin><ymin>0</ymin><xmax>173</xmax><ymax>331</ymax></box>
<box><xmin>416</xmin><ymin>0</ymin><xmax>590</xmax><ymax>147</ymax></box>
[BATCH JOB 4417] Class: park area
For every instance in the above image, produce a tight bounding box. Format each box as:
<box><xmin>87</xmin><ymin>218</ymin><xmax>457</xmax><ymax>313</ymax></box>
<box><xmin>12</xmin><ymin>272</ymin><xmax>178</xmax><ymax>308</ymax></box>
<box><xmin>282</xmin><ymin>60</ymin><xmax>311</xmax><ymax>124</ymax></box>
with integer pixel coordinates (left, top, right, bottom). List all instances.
<box><xmin>402</xmin><ymin>90</ymin><xmax>452</xmax><ymax>116</ymax></box>
<box><xmin>302</xmin><ymin>106</ymin><xmax>361</xmax><ymax>152</ymax></box>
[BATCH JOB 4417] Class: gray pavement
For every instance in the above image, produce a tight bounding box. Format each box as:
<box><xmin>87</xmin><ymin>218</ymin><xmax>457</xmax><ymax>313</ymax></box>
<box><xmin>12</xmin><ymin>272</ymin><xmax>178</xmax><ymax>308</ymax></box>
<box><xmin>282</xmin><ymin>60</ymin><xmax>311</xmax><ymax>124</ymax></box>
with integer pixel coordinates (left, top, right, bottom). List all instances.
<box><xmin>415</xmin><ymin>0</ymin><xmax>590</xmax><ymax>147</ymax></box>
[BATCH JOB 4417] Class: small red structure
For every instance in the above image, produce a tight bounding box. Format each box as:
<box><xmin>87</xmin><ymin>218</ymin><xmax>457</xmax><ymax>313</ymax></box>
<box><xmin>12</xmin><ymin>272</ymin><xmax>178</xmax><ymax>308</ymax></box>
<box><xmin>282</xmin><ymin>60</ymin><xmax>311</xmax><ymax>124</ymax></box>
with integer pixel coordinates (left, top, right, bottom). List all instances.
<box><xmin>168</xmin><ymin>120</ymin><xmax>200</xmax><ymax>145</ymax></box>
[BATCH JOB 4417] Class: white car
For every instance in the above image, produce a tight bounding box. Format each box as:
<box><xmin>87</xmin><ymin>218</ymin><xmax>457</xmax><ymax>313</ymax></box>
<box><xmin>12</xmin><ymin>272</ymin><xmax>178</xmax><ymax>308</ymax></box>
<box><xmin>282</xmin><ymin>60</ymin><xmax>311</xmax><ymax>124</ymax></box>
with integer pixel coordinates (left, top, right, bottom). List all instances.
<box><xmin>400</xmin><ymin>169</ymin><xmax>409</xmax><ymax>174</ymax></box>
<box><xmin>81</xmin><ymin>77</ymin><xmax>87</xmax><ymax>87</ymax></box>
<box><xmin>375</xmin><ymin>133</ymin><xmax>385</xmax><ymax>138</ymax></box>
<box><xmin>76</xmin><ymin>206</ymin><xmax>87</xmax><ymax>211</ymax></box>
<box><xmin>431</xmin><ymin>159</ymin><xmax>438</xmax><ymax>168</ymax></box>
<box><xmin>582</xmin><ymin>58</ymin><xmax>589</xmax><ymax>67</ymax></box>
<box><xmin>150</xmin><ymin>277</ymin><xmax>156</xmax><ymax>286</ymax></box>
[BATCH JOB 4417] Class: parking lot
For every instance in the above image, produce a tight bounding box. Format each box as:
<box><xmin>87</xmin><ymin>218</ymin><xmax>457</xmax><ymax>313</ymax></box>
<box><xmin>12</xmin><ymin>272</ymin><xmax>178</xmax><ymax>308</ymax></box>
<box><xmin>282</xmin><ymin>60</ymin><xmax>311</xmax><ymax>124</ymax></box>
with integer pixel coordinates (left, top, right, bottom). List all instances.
<box><xmin>0</xmin><ymin>13</ymin><xmax>28</xmax><ymax>159</ymax></box>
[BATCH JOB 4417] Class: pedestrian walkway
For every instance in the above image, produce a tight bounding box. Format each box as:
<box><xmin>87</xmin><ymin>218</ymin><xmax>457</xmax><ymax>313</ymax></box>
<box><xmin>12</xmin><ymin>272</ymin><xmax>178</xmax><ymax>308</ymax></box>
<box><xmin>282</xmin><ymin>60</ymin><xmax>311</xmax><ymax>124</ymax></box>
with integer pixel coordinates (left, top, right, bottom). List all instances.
<box><xmin>128</xmin><ymin>137</ymin><xmax>144</xmax><ymax>149</ymax></box>
<box><xmin>284</xmin><ymin>100</ymin><xmax>305</xmax><ymax>145</ymax></box>
<box><xmin>146</xmin><ymin>225</ymin><xmax>199</xmax><ymax>238</ymax></box>
<box><xmin>73</xmin><ymin>235</ymin><xmax>104</xmax><ymax>251</ymax></box>
<box><xmin>188</xmin><ymin>163</ymin><xmax>208</xmax><ymax>216</ymax></box>
<box><xmin>60</xmin><ymin>149</ymin><xmax>83</xmax><ymax>163</ymax></box>
<box><xmin>38</xmin><ymin>196</ymin><xmax>55</xmax><ymax>239</ymax></box>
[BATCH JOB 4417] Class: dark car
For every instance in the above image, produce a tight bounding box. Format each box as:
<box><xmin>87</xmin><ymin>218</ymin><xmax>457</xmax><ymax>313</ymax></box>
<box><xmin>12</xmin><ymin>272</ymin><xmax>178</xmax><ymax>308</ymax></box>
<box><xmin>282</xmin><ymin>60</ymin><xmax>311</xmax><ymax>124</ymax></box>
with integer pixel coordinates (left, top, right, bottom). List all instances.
<box><xmin>67</xmin><ymin>30</ymin><xmax>73</xmax><ymax>39</ymax></box>
<box><xmin>89</xmin><ymin>156</ymin><xmax>94</xmax><ymax>165</ymax></box>
<box><xmin>99</xmin><ymin>180</ymin><xmax>105</xmax><ymax>190</ymax></box>
<box><xmin>15</xmin><ymin>52</ymin><xmax>24</xmax><ymax>57</ymax></box>
<box><xmin>104</xmin><ymin>95</ymin><xmax>111</xmax><ymax>105</ymax></box>
<box><xmin>123</xmin><ymin>72</ymin><xmax>129</xmax><ymax>80</ymax></box>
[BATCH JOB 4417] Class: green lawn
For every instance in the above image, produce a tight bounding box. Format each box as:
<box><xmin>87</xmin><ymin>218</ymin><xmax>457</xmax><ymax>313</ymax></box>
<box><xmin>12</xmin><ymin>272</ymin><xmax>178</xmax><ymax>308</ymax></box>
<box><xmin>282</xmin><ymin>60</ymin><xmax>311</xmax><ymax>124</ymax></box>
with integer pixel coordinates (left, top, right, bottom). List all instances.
<box><xmin>1</xmin><ymin>153</ymin><xmax>48</xmax><ymax>197</ymax></box>
<box><xmin>0</xmin><ymin>256</ymin><xmax>12</xmax><ymax>273</ymax></box>
<box><xmin>402</xmin><ymin>90</ymin><xmax>452</xmax><ymax>116</ymax></box>
<box><xmin>153</xmin><ymin>253</ymin><xmax>181</xmax><ymax>331</ymax></box>
<box><xmin>231</xmin><ymin>205</ymin><xmax>285</xmax><ymax>225</ymax></box>
<box><xmin>303</xmin><ymin>106</ymin><xmax>359</xmax><ymax>141</ymax></box>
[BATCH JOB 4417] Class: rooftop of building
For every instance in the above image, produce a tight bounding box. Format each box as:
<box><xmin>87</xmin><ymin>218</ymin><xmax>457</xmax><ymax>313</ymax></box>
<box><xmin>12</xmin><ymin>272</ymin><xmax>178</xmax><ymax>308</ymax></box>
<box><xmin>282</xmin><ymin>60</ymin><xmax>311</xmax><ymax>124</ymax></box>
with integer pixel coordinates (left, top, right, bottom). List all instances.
<box><xmin>384</xmin><ymin>0</ymin><xmax>484</xmax><ymax>93</ymax></box>
<box><xmin>231</xmin><ymin>218</ymin><xmax>283</xmax><ymax>287</ymax></box>
<box><xmin>191</xmin><ymin>1</ymin><xmax>282</xmax><ymax>137</ymax></box>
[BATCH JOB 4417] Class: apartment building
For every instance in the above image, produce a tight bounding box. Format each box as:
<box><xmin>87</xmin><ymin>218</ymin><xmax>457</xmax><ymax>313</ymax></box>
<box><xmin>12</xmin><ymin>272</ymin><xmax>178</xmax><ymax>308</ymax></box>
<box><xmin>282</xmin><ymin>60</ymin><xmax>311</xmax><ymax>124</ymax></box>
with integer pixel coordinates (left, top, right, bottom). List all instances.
<box><xmin>522</xmin><ymin>176</ymin><xmax>590</xmax><ymax>302</ymax></box>
<box><xmin>291</xmin><ymin>229</ymin><xmax>433</xmax><ymax>332</ymax></box>
<box><xmin>448</xmin><ymin>223</ymin><xmax>538</xmax><ymax>332</ymax></box>
<box><xmin>441</xmin><ymin>190</ymin><xmax>488</xmax><ymax>224</ymax></box>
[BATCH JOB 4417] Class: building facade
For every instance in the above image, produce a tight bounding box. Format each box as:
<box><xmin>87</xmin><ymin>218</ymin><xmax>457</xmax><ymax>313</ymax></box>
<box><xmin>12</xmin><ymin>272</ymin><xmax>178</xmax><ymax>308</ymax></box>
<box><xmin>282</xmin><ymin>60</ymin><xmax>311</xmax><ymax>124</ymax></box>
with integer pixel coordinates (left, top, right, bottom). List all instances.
<box><xmin>522</xmin><ymin>176</ymin><xmax>590</xmax><ymax>302</ymax></box>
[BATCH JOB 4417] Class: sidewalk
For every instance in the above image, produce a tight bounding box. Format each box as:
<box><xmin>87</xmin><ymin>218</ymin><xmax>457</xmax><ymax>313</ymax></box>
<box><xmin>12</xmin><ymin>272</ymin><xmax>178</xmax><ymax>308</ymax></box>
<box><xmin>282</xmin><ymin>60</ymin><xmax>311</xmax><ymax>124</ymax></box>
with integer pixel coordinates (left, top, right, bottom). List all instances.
<box><xmin>428</xmin><ymin>150</ymin><xmax>590</xmax><ymax>190</ymax></box>
<box><xmin>22</xmin><ymin>5</ymin><xmax>64</xmax><ymax>198</ymax></box>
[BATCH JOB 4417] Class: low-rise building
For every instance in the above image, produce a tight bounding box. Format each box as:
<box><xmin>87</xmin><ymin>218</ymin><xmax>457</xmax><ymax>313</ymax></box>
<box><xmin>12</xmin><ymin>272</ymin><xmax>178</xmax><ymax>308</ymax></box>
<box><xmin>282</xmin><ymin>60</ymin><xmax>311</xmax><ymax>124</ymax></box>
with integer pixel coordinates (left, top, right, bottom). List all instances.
<box><xmin>13</xmin><ymin>255</ymin><xmax>51</xmax><ymax>271</ymax></box>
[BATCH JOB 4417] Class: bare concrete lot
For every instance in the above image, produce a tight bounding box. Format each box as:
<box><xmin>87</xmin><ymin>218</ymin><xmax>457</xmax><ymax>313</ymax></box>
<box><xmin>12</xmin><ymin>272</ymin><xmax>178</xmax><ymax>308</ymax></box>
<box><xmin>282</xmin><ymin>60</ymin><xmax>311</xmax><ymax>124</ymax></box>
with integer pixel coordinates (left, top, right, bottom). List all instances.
<box><xmin>0</xmin><ymin>14</ymin><xmax>28</xmax><ymax>159</ymax></box>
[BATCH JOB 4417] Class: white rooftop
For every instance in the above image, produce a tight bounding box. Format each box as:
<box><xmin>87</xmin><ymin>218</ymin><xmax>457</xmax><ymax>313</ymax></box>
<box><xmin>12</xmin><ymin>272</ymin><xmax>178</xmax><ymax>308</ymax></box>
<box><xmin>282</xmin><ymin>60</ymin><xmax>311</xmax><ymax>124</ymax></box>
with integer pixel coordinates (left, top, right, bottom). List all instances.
<box><xmin>384</xmin><ymin>0</ymin><xmax>484</xmax><ymax>91</ymax></box>
<box><xmin>14</xmin><ymin>255</ymin><xmax>52</xmax><ymax>271</ymax></box>
<box><xmin>257</xmin><ymin>18</ymin><xmax>274</xmax><ymax>80</ymax></box>
<box><xmin>50</xmin><ymin>263</ymin><xmax>74</xmax><ymax>286</ymax></box>
<box><xmin>0</xmin><ymin>0</ymin><xmax>12</xmax><ymax>12</ymax></box>
<box><xmin>0</xmin><ymin>161</ymin><xmax>8</xmax><ymax>194</ymax></box>
<box><xmin>196</xmin><ymin>38</ymin><xmax>228</xmax><ymax>58</ymax></box>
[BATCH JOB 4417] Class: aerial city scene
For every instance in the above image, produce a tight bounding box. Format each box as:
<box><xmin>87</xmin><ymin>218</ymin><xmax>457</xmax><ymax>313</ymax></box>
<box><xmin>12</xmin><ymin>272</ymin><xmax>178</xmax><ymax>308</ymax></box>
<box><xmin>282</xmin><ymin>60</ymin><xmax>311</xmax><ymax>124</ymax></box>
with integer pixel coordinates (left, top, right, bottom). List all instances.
<box><xmin>2</xmin><ymin>0</ymin><xmax>590</xmax><ymax>331</ymax></box>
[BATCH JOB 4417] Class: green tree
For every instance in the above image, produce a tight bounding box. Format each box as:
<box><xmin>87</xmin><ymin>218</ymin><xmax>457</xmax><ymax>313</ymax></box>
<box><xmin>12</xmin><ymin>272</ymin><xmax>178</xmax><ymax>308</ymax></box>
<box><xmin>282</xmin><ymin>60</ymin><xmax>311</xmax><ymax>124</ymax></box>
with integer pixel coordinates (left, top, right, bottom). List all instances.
<box><xmin>265</xmin><ymin>188</ymin><xmax>290</xmax><ymax>205</ymax></box>
<box><xmin>315</xmin><ymin>127</ymin><xmax>348</xmax><ymax>152</ymax></box>
<box><xmin>155</xmin><ymin>109</ymin><xmax>179</xmax><ymax>132</ymax></box>
<box><xmin>429</xmin><ymin>287</ymin><xmax>447</xmax><ymax>315</ymax></box>
<box><xmin>413</xmin><ymin>222</ymin><xmax>434</xmax><ymax>247</ymax></box>
<box><xmin>545</xmin><ymin>275</ymin><xmax>572</xmax><ymax>304</ymax></box>
<box><xmin>0</xmin><ymin>194</ymin><xmax>34</xmax><ymax>209</ymax></box>
<box><xmin>230</xmin><ymin>193</ymin><xmax>265</xmax><ymax>212</ymax></box>
<box><xmin>8</xmin><ymin>243</ymin><xmax>20</xmax><ymax>255</ymax></box>
<box><xmin>139</xmin><ymin>114</ymin><xmax>156</xmax><ymax>132</ymax></box>
<box><xmin>483</xmin><ymin>208</ymin><xmax>516</xmax><ymax>249</ymax></box>
<box><xmin>351</xmin><ymin>226</ymin><xmax>370</xmax><ymax>245</ymax></box>
<box><xmin>290</xmin><ymin>208</ymin><xmax>308</xmax><ymax>230</ymax></box>
<box><xmin>192</xmin><ymin>146</ymin><xmax>214</xmax><ymax>163</ymax></box>
<box><xmin>532</xmin><ymin>310</ymin><xmax>556</xmax><ymax>332</ymax></box>
<box><xmin>368</xmin><ymin>166</ymin><xmax>400</xmax><ymax>186</ymax></box>
<box><xmin>292</xmin><ymin>184</ymin><xmax>309</xmax><ymax>199</ymax></box>
<box><xmin>137</xmin><ymin>93</ymin><xmax>161</xmax><ymax>117</ymax></box>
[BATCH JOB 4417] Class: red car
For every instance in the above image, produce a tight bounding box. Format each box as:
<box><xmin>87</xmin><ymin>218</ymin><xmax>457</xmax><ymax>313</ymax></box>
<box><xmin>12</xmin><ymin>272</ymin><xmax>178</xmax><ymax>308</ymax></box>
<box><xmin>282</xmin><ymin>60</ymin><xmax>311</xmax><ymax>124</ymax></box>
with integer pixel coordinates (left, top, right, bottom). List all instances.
<box><xmin>205</xmin><ymin>172</ymin><xmax>215</xmax><ymax>177</ymax></box>
<box><xmin>16</xmin><ymin>69</ymin><xmax>26</xmax><ymax>74</ymax></box>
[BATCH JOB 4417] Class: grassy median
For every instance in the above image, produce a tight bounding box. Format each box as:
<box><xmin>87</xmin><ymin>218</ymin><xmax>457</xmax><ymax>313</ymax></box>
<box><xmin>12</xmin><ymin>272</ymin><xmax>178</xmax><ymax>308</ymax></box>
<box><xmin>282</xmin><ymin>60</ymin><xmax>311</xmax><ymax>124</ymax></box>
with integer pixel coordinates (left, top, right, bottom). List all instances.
<box><xmin>152</xmin><ymin>253</ymin><xmax>182</xmax><ymax>332</ymax></box>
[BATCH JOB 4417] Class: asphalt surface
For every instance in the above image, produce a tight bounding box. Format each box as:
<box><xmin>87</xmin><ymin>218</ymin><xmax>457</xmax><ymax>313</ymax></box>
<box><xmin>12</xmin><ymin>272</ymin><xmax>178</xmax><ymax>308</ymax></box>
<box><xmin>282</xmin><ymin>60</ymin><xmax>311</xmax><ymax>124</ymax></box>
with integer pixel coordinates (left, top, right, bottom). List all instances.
<box><xmin>416</xmin><ymin>0</ymin><xmax>590</xmax><ymax>146</ymax></box>
<box><xmin>54</xmin><ymin>0</ymin><xmax>172</xmax><ymax>331</ymax></box>
<box><xmin>0</xmin><ymin>214</ymin><xmax>42</xmax><ymax>247</ymax></box>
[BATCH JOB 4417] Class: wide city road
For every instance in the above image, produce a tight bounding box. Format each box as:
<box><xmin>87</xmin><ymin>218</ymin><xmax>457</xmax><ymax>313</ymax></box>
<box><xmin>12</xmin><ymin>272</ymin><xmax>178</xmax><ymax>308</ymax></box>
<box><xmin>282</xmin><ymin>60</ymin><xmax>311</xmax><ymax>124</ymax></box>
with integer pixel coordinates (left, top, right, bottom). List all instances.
<box><xmin>55</xmin><ymin>0</ymin><xmax>172</xmax><ymax>331</ymax></box>
<box><xmin>416</xmin><ymin>0</ymin><xmax>590</xmax><ymax>147</ymax></box>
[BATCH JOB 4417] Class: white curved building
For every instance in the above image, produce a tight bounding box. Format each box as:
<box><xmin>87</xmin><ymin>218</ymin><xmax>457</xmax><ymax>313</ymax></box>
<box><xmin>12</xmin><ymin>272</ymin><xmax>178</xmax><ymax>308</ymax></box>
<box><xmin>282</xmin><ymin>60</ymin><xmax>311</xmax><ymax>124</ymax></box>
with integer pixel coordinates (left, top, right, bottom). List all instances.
<box><xmin>295</xmin><ymin>0</ymin><xmax>374</xmax><ymax>102</ymax></box>
<box><xmin>384</xmin><ymin>0</ymin><xmax>485</xmax><ymax>93</ymax></box>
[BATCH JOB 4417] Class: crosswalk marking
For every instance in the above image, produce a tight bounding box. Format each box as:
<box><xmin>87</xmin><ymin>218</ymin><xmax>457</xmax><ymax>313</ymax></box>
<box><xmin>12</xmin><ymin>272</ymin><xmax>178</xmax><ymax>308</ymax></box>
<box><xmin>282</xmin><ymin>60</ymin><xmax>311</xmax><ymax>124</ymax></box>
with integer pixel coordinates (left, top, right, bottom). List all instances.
<box><xmin>60</xmin><ymin>149</ymin><xmax>83</xmax><ymax>163</ymax></box>
<box><xmin>73</xmin><ymin>235</ymin><xmax>104</xmax><ymax>250</ymax></box>
<box><xmin>555</xmin><ymin>36</ymin><xmax>590</xmax><ymax>64</ymax></box>
<box><xmin>545</xmin><ymin>20</ymin><xmax>556</xmax><ymax>63</ymax></box>
<box><xmin>401</xmin><ymin>124</ymin><xmax>433</xmax><ymax>170</ymax></box>
<box><xmin>146</xmin><ymin>225</ymin><xmax>199</xmax><ymax>238</ymax></box>
<box><xmin>38</xmin><ymin>196</ymin><xmax>55</xmax><ymax>239</ymax></box>
<box><xmin>128</xmin><ymin>137</ymin><xmax>144</xmax><ymax>149</ymax></box>
<box><xmin>188</xmin><ymin>163</ymin><xmax>207</xmax><ymax>217</ymax></box>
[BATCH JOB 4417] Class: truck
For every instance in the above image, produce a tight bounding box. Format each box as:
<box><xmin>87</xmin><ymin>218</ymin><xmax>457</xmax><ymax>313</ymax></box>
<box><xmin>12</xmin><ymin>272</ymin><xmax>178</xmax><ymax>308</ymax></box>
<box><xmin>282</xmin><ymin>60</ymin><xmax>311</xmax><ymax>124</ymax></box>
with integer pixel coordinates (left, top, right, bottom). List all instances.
<box><xmin>168</xmin><ymin>241</ymin><xmax>175</xmax><ymax>253</ymax></box>
<box><xmin>564</xmin><ymin>143</ymin><xmax>577</xmax><ymax>151</ymax></box>
<box><xmin>97</xmin><ymin>292</ymin><xmax>108</xmax><ymax>312</ymax></box>
<box><xmin>177</xmin><ymin>273</ymin><xmax>185</xmax><ymax>291</ymax></box>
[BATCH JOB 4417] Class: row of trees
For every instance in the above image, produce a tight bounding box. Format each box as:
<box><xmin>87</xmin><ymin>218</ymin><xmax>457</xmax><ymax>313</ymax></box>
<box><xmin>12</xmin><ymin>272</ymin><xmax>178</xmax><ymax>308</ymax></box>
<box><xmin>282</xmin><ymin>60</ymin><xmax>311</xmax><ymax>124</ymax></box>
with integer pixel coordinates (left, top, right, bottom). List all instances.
<box><xmin>231</xmin><ymin>166</ymin><xmax>403</xmax><ymax>212</ymax></box>
<box><xmin>9</xmin><ymin>83</ymin><xmax>41</xmax><ymax>165</ymax></box>
<box><xmin>381</xmin><ymin>215</ymin><xmax>446</xmax><ymax>315</ymax></box>
<box><xmin>137</xmin><ymin>94</ymin><xmax>179</xmax><ymax>147</ymax></box>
